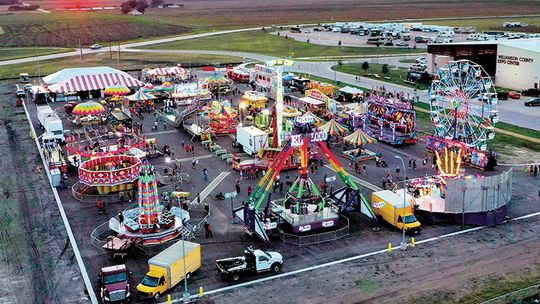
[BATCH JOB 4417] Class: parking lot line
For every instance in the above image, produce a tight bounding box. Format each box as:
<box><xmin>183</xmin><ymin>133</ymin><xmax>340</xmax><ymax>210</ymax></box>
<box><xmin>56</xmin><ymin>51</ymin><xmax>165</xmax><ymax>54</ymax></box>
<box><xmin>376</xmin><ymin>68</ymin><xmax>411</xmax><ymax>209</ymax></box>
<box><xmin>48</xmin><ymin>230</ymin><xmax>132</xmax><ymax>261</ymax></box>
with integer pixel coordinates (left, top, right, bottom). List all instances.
<box><xmin>144</xmin><ymin>130</ymin><xmax>178</xmax><ymax>136</ymax></box>
<box><xmin>324</xmin><ymin>164</ymin><xmax>383</xmax><ymax>191</ymax></box>
<box><xmin>161</xmin><ymin>210</ymin><xmax>540</xmax><ymax>303</ymax></box>
<box><xmin>175</xmin><ymin>154</ymin><xmax>213</xmax><ymax>162</ymax></box>
<box><xmin>190</xmin><ymin>171</ymin><xmax>231</xmax><ymax>204</ymax></box>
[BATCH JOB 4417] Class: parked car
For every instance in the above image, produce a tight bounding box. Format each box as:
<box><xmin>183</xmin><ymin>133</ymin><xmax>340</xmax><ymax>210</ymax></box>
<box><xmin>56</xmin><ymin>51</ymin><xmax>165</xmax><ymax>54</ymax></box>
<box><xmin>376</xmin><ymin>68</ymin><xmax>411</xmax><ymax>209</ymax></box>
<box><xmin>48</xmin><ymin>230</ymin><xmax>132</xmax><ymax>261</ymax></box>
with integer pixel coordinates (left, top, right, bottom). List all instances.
<box><xmin>90</xmin><ymin>44</ymin><xmax>102</xmax><ymax>50</ymax></box>
<box><xmin>395</xmin><ymin>41</ymin><xmax>409</xmax><ymax>47</ymax></box>
<box><xmin>414</xmin><ymin>36</ymin><xmax>429</xmax><ymax>43</ymax></box>
<box><xmin>497</xmin><ymin>92</ymin><xmax>509</xmax><ymax>100</ymax></box>
<box><xmin>508</xmin><ymin>91</ymin><xmax>521</xmax><ymax>99</ymax></box>
<box><xmin>521</xmin><ymin>88</ymin><xmax>540</xmax><ymax>97</ymax></box>
<box><xmin>524</xmin><ymin>98</ymin><xmax>540</xmax><ymax>106</ymax></box>
<box><xmin>313</xmin><ymin>27</ymin><xmax>322</xmax><ymax>32</ymax></box>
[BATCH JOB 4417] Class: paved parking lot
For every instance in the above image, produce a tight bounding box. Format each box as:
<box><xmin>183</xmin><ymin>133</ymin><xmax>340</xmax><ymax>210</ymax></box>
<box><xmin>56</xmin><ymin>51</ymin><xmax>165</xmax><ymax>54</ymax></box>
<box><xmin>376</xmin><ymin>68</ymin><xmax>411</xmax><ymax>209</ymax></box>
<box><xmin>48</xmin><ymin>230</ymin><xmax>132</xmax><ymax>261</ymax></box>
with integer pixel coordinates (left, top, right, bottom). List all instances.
<box><xmin>13</xmin><ymin>71</ymin><xmax>540</xmax><ymax>303</ymax></box>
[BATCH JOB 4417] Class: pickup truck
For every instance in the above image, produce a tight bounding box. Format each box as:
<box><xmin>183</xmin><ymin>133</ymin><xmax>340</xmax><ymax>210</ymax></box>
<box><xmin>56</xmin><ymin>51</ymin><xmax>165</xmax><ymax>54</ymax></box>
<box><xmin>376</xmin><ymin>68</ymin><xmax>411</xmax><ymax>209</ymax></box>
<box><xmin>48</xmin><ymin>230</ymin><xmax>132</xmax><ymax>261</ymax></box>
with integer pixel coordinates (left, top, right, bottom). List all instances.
<box><xmin>98</xmin><ymin>264</ymin><xmax>131</xmax><ymax>303</ymax></box>
<box><xmin>216</xmin><ymin>247</ymin><xmax>283</xmax><ymax>281</ymax></box>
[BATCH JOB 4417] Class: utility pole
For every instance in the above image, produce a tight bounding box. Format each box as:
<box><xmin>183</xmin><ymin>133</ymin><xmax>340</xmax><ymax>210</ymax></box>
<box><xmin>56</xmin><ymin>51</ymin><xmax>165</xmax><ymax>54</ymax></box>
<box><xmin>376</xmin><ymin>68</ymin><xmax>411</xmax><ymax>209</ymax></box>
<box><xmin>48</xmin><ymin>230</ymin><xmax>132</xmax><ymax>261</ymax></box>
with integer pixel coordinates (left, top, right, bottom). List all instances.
<box><xmin>109</xmin><ymin>42</ymin><xmax>112</xmax><ymax>60</ymax></box>
<box><xmin>79</xmin><ymin>39</ymin><xmax>83</xmax><ymax>61</ymax></box>
<box><xmin>117</xmin><ymin>41</ymin><xmax>121</xmax><ymax>70</ymax></box>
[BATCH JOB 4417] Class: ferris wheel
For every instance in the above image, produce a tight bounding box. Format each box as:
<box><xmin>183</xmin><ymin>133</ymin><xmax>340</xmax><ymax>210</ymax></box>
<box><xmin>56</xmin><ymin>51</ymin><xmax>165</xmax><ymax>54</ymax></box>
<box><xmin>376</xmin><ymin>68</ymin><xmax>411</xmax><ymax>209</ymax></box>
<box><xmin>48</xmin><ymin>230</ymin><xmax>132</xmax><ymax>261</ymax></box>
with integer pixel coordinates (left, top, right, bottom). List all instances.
<box><xmin>428</xmin><ymin>59</ymin><xmax>499</xmax><ymax>151</ymax></box>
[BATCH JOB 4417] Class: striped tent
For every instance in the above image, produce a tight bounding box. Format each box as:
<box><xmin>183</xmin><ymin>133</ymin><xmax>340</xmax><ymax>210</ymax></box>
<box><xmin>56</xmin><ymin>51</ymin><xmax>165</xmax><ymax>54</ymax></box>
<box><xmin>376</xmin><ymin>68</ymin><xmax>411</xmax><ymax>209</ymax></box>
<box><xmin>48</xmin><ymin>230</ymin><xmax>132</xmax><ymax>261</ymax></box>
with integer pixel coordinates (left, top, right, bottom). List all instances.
<box><xmin>319</xmin><ymin>118</ymin><xmax>348</xmax><ymax>136</ymax></box>
<box><xmin>44</xmin><ymin>67</ymin><xmax>144</xmax><ymax>94</ymax></box>
<box><xmin>343</xmin><ymin>128</ymin><xmax>376</xmax><ymax>146</ymax></box>
<box><xmin>127</xmin><ymin>89</ymin><xmax>156</xmax><ymax>101</ymax></box>
<box><xmin>304</xmin><ymin>111</ymin><xmax>325</xmax><ymax>127</ymax></box>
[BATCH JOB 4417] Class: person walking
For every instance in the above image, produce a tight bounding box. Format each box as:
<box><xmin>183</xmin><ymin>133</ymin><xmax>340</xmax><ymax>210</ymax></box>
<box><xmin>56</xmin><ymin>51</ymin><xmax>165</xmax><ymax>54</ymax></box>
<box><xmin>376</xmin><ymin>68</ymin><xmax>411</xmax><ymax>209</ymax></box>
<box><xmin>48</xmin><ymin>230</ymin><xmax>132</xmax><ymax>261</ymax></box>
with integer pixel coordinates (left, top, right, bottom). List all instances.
<box><xmin>408</xmin><ymin>157</ymin><xmax>412</xmax><ymax>169</ymax></box>
<box><xmin>192</xmin><ymin>157</ymin><xmax>196</xmax><ymax>167</ymax></box>
<box><xmin>204</xmin><ymin>202</ymin><xmax>209</xmax><ymax>215</ymax></box>
<box><xmin>247</xmin><ymin>186</ymin><xmax>253</xmax><ymax>196</ymax></box>
<box><xmin>171</xmin><ymin>148</ymin><xmax>175</xmax><ymax>158</ymax></box>
<box><xmin>181</xmin><ymin>139</ymin><xmax>185</xmax><ymax>148</ymax></box>
<box><xmin>412</xmin><ymin>159</ymin><xmax>417</xmax><ymax>170</ymax></box>
<box><xmin>235</xmin><ymin>180</ymin><xmax>241</xmax><ymax>194</ymax></box>
<box><xmin>362</xmin><ymin>164</ymin><xmax>367</xmax><ymax>176</ymax></box>
<box><xmin>97</xmin><ymin>199</ymin><xmax>105</xmax><ymax>214</ymax></box>
<box><xmin>203</xmin><ymin>168</ymin><xmax>209</xmax><ymax>182</ymax></box>
<box><xmin>118</xmin><ymin>212</ymin><xmax>124</xmax><ymax>225</ymax></box>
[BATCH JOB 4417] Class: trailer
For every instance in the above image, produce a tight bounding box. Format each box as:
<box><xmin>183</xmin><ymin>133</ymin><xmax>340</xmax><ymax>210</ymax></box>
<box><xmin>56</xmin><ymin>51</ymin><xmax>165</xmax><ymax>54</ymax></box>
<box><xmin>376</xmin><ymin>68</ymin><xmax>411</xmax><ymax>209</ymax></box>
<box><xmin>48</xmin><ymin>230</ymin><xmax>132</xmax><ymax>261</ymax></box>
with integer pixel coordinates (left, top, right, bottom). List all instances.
<box><xmin>236</xmin><ymin>126</ymin><xmax>268</xmax><ymax>155</ymax></box>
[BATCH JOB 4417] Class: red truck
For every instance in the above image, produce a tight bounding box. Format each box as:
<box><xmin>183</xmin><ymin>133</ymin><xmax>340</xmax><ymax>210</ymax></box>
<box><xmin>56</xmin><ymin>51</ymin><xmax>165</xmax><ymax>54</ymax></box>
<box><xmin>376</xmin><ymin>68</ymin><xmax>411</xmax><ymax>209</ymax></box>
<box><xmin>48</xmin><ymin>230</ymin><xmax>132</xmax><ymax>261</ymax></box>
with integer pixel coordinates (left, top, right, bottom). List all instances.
<box><xmin>227</xmin><ymin>67</ymin><xmax>250</xmax><ymax>83</ymax></box>
<box><xmin>98</xmin><ymin>264</ymin><xmax>131</xmax><ymax>303</ymax></box>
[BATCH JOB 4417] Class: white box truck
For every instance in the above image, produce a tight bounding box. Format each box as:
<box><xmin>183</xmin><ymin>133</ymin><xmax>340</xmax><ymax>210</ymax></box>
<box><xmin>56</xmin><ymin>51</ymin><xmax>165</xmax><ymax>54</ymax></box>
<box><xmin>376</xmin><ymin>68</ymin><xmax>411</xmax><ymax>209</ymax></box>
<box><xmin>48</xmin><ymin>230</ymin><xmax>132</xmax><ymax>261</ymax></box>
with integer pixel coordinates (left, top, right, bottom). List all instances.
<box><xmin>37</xmin><ymin>105</ymin><xmax>64</xmax><ymax>142</ymax></box>
<box><xmin>236</xmin><ymin>126</ymin><xmax>268</xmax><ymax>155</ymax></box>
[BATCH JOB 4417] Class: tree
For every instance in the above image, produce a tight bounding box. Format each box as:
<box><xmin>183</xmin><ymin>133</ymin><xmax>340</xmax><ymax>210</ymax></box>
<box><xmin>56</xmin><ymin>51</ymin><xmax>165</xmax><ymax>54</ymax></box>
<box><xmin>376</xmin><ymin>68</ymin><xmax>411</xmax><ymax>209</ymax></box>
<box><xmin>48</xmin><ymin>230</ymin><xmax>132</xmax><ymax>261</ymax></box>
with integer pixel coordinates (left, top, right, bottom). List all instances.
<box><xmin>382</xmin><ymin>64</ymin><xmax>389</xmax><ymax>75</ymax></box>
<box><xmin>338</xmin><ymin>40</ymin><xmax>342</xmax><ymax>46</ymax></box>
<box><xmin>135</xmin><ymin>0</ymin><xmax>149</xmax><ymax>13</ymax></box>
<box><xmin>361</xmin><ymin>61</ymin><xmax>369</xmax><ymax>72</ymax></box>
<box><xmin>150</xmin><ymin>0</ymin><xmax>163</xmax><ymax>7</ymax></box>
<box><xmin>120</xmin><ymin>2</ymin><xmax>132</xmax><ymax>14</ymax></box>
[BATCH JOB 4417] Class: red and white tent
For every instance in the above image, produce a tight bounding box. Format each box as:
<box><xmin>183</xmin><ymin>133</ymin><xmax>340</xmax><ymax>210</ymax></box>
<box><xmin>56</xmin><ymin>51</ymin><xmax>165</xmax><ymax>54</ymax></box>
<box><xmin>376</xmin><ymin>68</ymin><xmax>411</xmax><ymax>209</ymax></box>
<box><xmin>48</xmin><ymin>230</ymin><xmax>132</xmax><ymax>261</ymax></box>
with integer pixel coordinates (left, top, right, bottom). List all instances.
<box><xmin>43</xmin><ymin>67</ymin><xmax>144</xmax><ymax>94</ymax></box>
<box><xmin>144</xmin><ymin>65</ymin><xmax>189</xmax><ymax>77</ymax></box>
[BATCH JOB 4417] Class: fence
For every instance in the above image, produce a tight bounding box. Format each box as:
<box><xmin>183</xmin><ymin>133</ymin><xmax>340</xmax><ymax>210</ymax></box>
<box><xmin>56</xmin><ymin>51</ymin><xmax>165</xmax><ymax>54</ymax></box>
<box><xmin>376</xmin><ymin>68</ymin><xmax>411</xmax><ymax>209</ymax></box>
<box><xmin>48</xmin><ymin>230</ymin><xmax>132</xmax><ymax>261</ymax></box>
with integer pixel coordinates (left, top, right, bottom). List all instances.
<box><xmin>480</xmin><ymin>283</ymin><xmax>540</xmax><ymax>304</ymax></box>
<box><xmin>71</xmin><ymin>181</ymin><xmax>134</xmax><ymax>203</ymax></box>
<box><xmin>278</xmin><ymin>214</ymin><xmax>350</xmax><ymax>246</ymax></box>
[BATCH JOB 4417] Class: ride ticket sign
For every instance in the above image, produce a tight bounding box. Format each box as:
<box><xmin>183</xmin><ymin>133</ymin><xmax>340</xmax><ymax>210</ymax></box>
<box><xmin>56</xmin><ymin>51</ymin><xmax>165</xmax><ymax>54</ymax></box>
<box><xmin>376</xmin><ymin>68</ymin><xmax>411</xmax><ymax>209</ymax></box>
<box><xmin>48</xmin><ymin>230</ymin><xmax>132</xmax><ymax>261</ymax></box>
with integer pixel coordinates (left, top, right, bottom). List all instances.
<box><xmin>290</xmin><ymin>131</ymin><xmax>328</xmax><ymax>146</ymax></box>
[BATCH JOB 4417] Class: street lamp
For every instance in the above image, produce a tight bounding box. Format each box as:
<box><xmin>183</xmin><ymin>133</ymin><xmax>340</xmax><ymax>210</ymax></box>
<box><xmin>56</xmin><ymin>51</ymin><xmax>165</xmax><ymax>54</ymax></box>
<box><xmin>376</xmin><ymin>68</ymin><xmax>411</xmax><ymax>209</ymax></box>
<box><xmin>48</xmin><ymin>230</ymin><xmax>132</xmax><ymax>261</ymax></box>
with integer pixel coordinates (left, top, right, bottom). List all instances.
<box><xmin>181</xmin><ymin>233</ymin><xmax>190</xmax><ymax>303</ymax></box>
<box><xmin>394</xmin><ymin>155</ymin><xmax>407</xmax><ymax>250</ymax></box>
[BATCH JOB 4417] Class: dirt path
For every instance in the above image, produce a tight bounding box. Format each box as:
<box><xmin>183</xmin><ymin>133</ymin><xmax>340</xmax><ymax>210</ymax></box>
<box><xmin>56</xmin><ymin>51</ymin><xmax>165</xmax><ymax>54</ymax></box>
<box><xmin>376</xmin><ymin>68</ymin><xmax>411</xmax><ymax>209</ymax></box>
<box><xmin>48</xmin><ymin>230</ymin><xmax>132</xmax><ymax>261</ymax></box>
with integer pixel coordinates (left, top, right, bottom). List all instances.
<box><xmin>0</xmin><ymin>92</ymin><xmax>87</xmax><ymax>303</ymax></box>
<box><xmin>208</xmin><ymin>216</ymin><xmax>540</xmax><ymax>304</ymax></box>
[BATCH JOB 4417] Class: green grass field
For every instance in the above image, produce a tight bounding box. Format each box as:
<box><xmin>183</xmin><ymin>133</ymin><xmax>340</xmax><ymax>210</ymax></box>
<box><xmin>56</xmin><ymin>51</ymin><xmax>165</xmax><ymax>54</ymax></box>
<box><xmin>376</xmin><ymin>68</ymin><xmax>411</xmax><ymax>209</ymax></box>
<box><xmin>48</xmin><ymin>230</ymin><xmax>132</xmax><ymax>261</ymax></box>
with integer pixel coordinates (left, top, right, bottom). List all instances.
<box><xmin>142</xmin><ymin>31</ymin><xmax>425</xmax><ymax>59</ymax></box>
<box><xmin>331</xmin><ymin>63</ymin><xmax>430</xmax><ymax>90</ymax></box>
<box><xmin>413</xmin><ymin>102</ymin><xmax>540</xmax><ymax>152</ymax></box>
<box><xmin>0</xmin><ymin>52</ymin><xmax>243</xmax><ymax>79</ymax></box>
<box><xmin>0</xmin><ymin>12</ymin><xmax>191</xmax><ymax>47</ymax></box>
<box><xmin>0</xmin><ymin>47</ymin><xmax>73</xmax><ymax>61</ymax></box>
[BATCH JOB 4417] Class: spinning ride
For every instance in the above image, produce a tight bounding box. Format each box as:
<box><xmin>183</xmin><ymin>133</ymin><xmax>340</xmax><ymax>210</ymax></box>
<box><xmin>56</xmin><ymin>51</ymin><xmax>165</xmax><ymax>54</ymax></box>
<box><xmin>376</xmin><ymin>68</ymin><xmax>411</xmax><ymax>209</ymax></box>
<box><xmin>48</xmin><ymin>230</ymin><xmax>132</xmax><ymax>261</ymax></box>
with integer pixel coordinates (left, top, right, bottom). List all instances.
<box><xmin>363</xmin><ymin>95</ymin><xmax>416</xmax><ymax>145</ymax></box>
<box><xmin>234</xmin><ymin>113</ymin><xmax>376</xmax><ymax>242</ymax></box>
<box><xmin>107</xmin><ymin>161</ymin><xmax>190</xmax><ymax>246</ymax></box>
<box><xmin>78</xmin><ymin>155</ymin><xmax>142</xmax><ymax>194</ymax></box>
<box><xmin>427</xmin><ymin>59</ymin><xmax>499</xmax><ymax>170</ymax></box>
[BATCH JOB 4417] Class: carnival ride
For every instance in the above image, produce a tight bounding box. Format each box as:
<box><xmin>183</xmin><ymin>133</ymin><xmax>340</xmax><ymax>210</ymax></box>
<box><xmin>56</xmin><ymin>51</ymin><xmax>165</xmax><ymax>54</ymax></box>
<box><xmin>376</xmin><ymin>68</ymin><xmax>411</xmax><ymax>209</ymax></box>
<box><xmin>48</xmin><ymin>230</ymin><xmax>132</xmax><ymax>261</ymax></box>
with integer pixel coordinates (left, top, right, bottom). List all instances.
<box><xmin>209</xmin><ymin>104</ymin><xmax>238</xmax><ymax>134</ymax></box>
<box><xmin>407</xmin><ymin>147</ymin><xmax>511</xmax><ymax>225</ymax></box>
<box><xmin>104</xmin><ymin>161</ymin><xmax>190</xmax><ymax>247</ymax></box>
<box><xmin>78</xmin><ymin>155</ymin><xmax>142</xmax><ymax>195</ymax></box>
<box><xmin>234</xmin><ymin>114</ymin><xmax>376</xmax><ymax>242</ymax></box>
<box><xmin>342</xmin><ymin>128</ymin><xmax>381</xmax><ymax>162</ymax></box>
<box><xmin>427</xmin><ymin>59</ymin><xmax>498</xmax><ymax>170</ymax></box>
<box><xmin>363</xmin><ymin>94</ymin><xmax>416</xmax><ymax>145</ymax></box>
<box><xmin>65</xmin><ymin>126</ymin><xmax>154</xmax><ymax>164</ymax></box>
<box><xmin>71</xmin><ymin>101</ymin><xmax>108</xmax><ymax>125</ymax></box>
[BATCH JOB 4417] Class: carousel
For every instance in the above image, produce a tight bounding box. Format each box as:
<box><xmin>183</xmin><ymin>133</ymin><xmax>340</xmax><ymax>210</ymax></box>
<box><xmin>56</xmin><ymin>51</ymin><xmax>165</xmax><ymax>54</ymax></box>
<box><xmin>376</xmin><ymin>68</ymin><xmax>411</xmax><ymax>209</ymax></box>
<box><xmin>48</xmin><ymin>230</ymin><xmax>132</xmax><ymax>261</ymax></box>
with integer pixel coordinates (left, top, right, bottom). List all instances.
<box><xmin>78</xmin><ymin>155</ymin><xmax>142</xmax><ymax>195</ymax></box>
<box><xmin>342</xmin><ymin>128</ymin><xmax>381</xmax><ymax>162</ymax></box>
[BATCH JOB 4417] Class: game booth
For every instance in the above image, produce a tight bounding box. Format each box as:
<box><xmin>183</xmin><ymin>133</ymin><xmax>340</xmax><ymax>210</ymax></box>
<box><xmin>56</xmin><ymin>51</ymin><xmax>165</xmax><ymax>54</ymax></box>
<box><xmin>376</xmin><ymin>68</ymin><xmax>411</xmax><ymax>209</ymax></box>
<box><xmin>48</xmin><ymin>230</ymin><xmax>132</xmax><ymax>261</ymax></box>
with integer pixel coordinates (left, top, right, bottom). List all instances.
<box><xmin>363</xmin><ymin>94</ymin><xmax>417</xmax><ymax>145</ymax></box>
<box><xmin>290</xmin><ymin>89</ymin><xmax>337</xmax><ymax>114</ymax></box>
<box><xmin>171</xmin><ymin>83</ymin><xmax>211</xmax><ymax>105</ymax></box>
<box><xmin>241</xmin><ymin>90</ymin><xmax>268</xmax><ymax>110</ymax></box>
<box><xmin>142</xmin><ymin>65</ymin><xmax>190</xmax><ymax>82</ymax></box>
<box><xmin>250</xmin><ymin>64</ymin><xmax>279</xmax><ymax>99</ymax></box>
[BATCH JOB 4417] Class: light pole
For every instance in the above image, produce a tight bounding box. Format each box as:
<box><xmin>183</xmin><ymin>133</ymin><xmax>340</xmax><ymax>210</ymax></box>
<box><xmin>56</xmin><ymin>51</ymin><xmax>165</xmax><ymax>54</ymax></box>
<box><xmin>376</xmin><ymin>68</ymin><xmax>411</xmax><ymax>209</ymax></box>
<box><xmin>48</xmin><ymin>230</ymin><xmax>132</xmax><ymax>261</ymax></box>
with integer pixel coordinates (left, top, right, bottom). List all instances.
<box><xmin>181</xmin><ymin>233</ymin><xmax>190</xmax><ymax>303</ymax></box>
<box><xmin>394</xmin><ymin>155</ymin><xmax>407</xmax><ymax>250</ymax></box>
